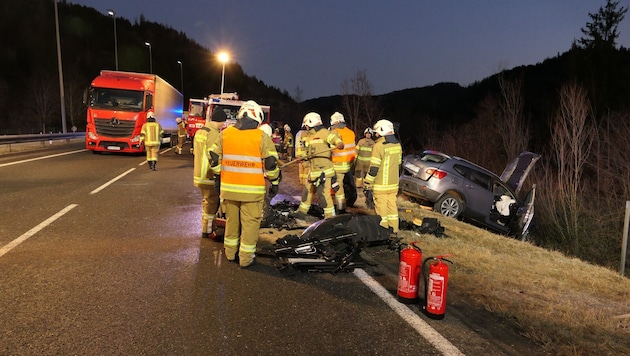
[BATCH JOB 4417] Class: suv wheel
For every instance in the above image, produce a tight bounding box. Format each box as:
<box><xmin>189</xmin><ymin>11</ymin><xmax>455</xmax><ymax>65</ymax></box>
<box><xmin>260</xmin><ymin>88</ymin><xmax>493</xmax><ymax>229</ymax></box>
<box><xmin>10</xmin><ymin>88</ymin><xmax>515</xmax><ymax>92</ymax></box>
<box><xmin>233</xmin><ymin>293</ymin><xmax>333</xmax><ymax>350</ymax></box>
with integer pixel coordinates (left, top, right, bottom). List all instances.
<box><xmin>434</xmin><ymin>193</ymin><xmax>464</xmax><ymax>218</ymax></box>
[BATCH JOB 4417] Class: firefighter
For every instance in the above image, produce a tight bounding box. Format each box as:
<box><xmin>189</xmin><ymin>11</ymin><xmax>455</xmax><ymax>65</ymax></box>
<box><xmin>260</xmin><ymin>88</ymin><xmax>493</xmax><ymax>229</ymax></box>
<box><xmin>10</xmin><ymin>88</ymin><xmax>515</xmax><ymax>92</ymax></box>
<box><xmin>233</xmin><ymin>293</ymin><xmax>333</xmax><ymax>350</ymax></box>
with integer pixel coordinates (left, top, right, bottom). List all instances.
<box><xmin>355</xmin><ymin>127</ymin><xmax>375</xmax><ymax>188</ymax></box>
<box><xmin>295</xmin><ymin>126</ymin><xmax>309</xmax><ymax>186</ymax></box>
<box><xmin>292</xmin><ymin>112</ymin><xmax>344</xmax><ymax>220</ymax></box>
<box><xmin>363</xmin><ymin>119</ymin><xmax>402</xmax><ymax>237</ymax></box>
<box><xmin>283</xmin><ymin>124</ymin><xmax>294</xmax><ymax>160</ymax></box>
<box><xmin>209</xmin><ymin>100</ymin><xmax>280</xmax><ymax>268</ymax></box>
<box><xmin>175</xmin><ymin>117</ymin><xmax>187</xmax><ymax>154</ymax></box>
<box><xmin>329</xmin><ymin>112</ymin><xmax>357</xmax><ymax>212</ymax></box>
<box><xmin>139</xmin><ymin>112</ymin><xmax>163</xmax><ymax>171</ymax></box>
<box><xmin>259</xmin><ymin>123</ymin><xmax>273</xmax><ymax>137</ymax></box>
<box><xmin>193</xmin><ymin>108</ymin><xmax>227</xmax><ymax>240</ymax></box>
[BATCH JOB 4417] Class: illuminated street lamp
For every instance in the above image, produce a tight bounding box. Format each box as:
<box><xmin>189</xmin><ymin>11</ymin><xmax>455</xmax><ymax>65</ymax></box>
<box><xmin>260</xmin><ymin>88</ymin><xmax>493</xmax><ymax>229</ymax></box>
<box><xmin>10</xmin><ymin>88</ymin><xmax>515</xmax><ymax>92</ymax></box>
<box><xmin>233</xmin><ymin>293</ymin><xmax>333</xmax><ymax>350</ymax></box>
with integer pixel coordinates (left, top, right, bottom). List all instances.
<box><xmin>177</xmin><ymin>60</ymin><xmax>184</xmax><ymax>95</ymax></box>
<box><xmin>218</xmin><ymin>52</ymin><xmax>229</xmax><ymax>95</ymax></box>
<box><xmin>144</xmin><ymin>42</ymin><xmax>152</xmax><ymax>73</ymax></box>
<box><xmin>107</xmin><ymin>9</ymin><xmax>118</xmax><ymax>70</ymax></box>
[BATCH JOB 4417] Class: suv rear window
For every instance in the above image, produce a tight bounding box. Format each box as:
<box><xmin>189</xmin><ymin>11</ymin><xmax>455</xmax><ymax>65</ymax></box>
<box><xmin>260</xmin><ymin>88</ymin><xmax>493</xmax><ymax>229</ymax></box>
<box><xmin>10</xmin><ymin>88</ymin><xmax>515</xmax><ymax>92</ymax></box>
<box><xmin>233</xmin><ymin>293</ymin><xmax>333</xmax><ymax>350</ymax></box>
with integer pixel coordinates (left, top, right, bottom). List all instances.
<box><xmin>420</xmin><ymin>152</ymin><xmax>448</xmax><ymax>163</ymax></box>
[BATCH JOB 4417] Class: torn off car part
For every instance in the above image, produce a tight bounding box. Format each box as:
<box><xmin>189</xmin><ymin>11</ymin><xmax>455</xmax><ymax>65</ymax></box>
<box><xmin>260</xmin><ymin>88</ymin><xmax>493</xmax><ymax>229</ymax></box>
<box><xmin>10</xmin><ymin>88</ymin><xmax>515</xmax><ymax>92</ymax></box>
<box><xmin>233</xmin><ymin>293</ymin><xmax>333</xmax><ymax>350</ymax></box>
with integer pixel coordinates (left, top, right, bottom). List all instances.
<box><xmin>266</xmin><ymin>214</ymin><xmax>394</xmax><ymax>273</ymax></box>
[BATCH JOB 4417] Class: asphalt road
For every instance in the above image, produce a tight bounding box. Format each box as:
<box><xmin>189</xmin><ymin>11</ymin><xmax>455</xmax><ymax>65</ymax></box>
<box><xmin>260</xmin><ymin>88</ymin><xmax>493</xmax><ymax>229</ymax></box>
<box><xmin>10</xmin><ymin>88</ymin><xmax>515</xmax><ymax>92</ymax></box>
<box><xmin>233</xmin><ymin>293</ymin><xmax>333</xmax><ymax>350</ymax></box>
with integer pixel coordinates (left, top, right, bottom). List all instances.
<box><xmin>0</xmin><ymin>142</ymin><xmax>543</xmax><ymax>355</ymax></box>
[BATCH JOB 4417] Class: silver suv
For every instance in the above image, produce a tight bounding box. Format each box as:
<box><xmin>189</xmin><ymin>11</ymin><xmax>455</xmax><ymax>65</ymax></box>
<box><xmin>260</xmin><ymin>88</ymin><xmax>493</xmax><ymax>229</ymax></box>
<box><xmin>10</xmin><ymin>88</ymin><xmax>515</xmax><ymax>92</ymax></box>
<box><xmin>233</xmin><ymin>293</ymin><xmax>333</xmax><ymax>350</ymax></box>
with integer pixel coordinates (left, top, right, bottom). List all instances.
<box><xmin>399</xmin><ymin>150</ymin><xmax>540</xmax><ymax>240</ymax></box>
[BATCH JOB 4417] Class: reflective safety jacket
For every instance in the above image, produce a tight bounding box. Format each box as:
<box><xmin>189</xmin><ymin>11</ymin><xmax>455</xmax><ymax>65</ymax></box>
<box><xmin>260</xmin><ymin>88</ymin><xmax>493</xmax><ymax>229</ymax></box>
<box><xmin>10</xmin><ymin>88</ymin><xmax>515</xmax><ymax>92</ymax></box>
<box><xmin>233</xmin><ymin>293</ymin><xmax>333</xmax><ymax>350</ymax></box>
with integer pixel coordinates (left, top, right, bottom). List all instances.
<box><xmin>210</xmin><ymin>126</ymin><xmax>279</xmax><ymax>202</ymax></box>
<box><xmin>331</xmin><ymin>125</ymin><xmax>357</xmax><ymax>174</ymax></box>
<box><xmin>177</xmin><ymin>120</ymin><xmax>187</xmax><ymax>137</ymax></box>
<box><xmin>140</xmin><ymin>121</ymin><xmax>163</xmax><ymax>146</ymax></box>
<box><xmin>356</xmin><ymin>137</ymin><xmax>375</xmax><ymax>166</ymax></box>
<box><xmin>193</xmin><ymin>124</ymin><xmax>220</xmax><ymax>187</ymax></box>
<box><xmin>364</xmin><ymin>136</ymin><xmax>402</xmax><ymax>194</ymax></box>
<box><xmin>301</xmin><ymin>127</ymin><xmax>343</xmax><ymax>180</ymax></box>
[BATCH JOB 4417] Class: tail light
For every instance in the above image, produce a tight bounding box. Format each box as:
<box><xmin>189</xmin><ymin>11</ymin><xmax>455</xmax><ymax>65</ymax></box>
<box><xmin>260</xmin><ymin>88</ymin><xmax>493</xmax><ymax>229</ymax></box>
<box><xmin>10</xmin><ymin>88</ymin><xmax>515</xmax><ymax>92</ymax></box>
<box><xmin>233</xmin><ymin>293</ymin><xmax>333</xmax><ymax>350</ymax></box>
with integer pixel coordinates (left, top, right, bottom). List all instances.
<box><xmin>427</xmin><ymin>168</ymin><xmax>447</xmax><ymax>179</ymax></box>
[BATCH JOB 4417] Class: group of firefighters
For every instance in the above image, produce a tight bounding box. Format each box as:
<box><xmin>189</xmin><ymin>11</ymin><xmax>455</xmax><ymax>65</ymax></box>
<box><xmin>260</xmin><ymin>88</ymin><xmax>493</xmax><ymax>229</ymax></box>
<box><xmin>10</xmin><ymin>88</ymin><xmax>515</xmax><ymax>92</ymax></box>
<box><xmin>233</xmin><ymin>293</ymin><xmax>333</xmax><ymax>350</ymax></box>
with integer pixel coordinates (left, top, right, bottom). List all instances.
<box><xmin>180</xmin><ymin>100</ymin><xmax>402</xmax><ymax>268</ymax></box>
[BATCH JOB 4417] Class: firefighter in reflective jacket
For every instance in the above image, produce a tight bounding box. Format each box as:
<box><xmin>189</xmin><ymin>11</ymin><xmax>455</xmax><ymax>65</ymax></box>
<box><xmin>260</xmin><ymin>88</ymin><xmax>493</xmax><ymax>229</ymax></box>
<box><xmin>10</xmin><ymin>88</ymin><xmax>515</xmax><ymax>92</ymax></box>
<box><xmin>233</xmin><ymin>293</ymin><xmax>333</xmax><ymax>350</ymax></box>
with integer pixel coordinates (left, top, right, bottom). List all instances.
<box><xmin>175</xmin><ymin>117</ymin><xmax>187</xmax><ymax>155</ymax></box>
<box><xmin>364</xmin><ymin>119</ymin><xmax>402</xmax><ymax>236</ymax></box>
<box><xmin>293</xmin><ymin>112</ymin><xmax>344</xmax><ymax>219</ymax></box>
<box><xmin>329</xmin><ymin>112</ymin><xmax>357</xmax><ymax>212</ymax></box>
<box><xmin>139</xmin><ymin>112</ymin><xmax>163</xmax><ymax>171</ymax></box>
<box><xmin>355</xmin><ymin>127</ymin><xmax>375</xmax><ymax>188</ymax></box>
<box><xmin>193</xmin><ymin>108</ymin><xmax>227</xmax><ymax>240</ymax></box>
<box><xmin>295</xmin><ymin>127</ymin><xmax>309</xmax><ymax>186</ymax></box>
<box><xmin>209</xmin><ymin>101</ymin><xmax>280</xmax><ymax>268</ymax></box>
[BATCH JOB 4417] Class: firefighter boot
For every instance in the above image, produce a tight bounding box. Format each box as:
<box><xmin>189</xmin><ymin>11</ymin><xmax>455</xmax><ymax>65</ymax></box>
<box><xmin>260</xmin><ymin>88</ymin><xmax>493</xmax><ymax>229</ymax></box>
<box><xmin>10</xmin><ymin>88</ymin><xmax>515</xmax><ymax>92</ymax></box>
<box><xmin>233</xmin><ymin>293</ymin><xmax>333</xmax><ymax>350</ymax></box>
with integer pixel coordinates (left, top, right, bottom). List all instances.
<box><xmin>148</xmin><ymin>161</ymin><xmax>154</xmax><ymax>170</ymax></box>
<box><xmin>152</xmin><ymin>161</ymin><xmax>157</xmax><ymax>171</ymax></box>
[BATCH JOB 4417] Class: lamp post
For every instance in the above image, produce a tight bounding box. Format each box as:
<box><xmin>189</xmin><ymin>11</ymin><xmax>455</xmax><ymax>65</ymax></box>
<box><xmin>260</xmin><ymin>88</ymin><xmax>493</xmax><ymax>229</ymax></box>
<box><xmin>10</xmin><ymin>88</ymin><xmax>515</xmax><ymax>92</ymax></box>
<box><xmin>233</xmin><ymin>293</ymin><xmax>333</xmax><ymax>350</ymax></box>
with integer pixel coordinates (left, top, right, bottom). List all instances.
<box><xmin>107</xmin><ymin>9</ymin><xmax>118</xmax><ymax>70</ymax></box>
<box><xmin>144</xmin><ymin>42</ymin><xmax>152</xmax><ymax>73</ymax></box>
<box><xmin>218</xmin><ymin>52</ymin><xmax>229</xmax><ymax>95</ymax></box>
<box><xmin>54</xmin><ymin>0</ymin><xmax>67</xmax><ymax>133</ymax></box>
<box><xmin>177</xmin><ymin>60</ymin><xmax>184</xmax><ymax>95</ymax></box>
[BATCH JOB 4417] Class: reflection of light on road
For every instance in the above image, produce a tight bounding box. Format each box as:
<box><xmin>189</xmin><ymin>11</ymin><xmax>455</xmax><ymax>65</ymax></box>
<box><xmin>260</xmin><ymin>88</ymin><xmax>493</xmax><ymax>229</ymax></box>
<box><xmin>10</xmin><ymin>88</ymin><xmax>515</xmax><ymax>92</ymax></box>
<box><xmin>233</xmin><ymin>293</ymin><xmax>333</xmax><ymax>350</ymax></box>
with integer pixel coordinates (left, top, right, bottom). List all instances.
<box><xmin>170</xmin><ymin>247</ymin><xmax>200</xmax><ymax>264</ymax></box>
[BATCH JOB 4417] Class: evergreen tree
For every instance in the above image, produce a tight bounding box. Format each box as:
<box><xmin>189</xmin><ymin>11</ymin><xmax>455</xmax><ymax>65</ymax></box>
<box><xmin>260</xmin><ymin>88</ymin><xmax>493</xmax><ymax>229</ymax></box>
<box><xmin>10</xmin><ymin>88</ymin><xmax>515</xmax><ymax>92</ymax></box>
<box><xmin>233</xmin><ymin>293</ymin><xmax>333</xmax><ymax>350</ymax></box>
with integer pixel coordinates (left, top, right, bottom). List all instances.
<box><xmin>578</xmin><ymin>0</ymin><xmax>627</xmax><ymax>49</ymax></box>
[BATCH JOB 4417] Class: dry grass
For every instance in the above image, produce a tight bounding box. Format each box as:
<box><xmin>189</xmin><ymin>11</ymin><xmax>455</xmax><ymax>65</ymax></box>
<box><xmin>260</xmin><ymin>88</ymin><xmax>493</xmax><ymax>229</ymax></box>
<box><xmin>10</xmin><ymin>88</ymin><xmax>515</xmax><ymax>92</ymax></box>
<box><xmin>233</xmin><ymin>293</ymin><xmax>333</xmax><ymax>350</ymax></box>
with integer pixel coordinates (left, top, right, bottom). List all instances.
<box><xmin>396</xmin><ymin>197</ymin><xmax>630</xmax><ymax>355</ymax></box>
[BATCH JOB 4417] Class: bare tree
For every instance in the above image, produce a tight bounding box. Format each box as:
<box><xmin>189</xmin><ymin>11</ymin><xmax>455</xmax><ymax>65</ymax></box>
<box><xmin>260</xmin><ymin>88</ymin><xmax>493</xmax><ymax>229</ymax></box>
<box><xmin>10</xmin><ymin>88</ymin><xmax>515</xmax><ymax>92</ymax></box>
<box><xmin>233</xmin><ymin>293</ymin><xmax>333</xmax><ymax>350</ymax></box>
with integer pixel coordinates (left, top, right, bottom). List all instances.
<box><xmin>494</xmin><ymin>74</ymin><xmax>530</xmax><ymax>160</ymax></box>
<box><xmin>28</xmin><ymin>71</ymin><xmax>59</xmax><ymax>133</ymax></box>
<box><xmin>340</xmin><ymin>69</ymin><xmax>381</xmax><ymax>132</ymax></box>
<box><xmin>64</xmin><ymin>70</ymin><xmax>88</xmax><ymax>130</ymax></box>
<box><xmin>293</xmin><ymin>86</ymin><xmax>303</xmax><ymax>103</ymax></box>
<box><xmin>548</xmin><ymin>83</ymin><xmax>596</xmax><ymax>250</ymax></box>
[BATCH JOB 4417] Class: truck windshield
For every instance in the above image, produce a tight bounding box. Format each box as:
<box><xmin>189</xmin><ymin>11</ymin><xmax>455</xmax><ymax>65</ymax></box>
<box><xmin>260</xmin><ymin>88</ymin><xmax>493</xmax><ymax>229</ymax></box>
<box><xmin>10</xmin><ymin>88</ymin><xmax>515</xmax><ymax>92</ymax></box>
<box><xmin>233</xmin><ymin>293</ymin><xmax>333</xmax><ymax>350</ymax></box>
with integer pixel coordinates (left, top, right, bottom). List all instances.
<box><xmin>190</xmin><ymin>102</ymin><xmax>206</xmax><ymax>117</ymax></box>
<box><xmin>89</xmin><ymin>88</ymin><xmax>144</xmax><ymax>112</ymax></box>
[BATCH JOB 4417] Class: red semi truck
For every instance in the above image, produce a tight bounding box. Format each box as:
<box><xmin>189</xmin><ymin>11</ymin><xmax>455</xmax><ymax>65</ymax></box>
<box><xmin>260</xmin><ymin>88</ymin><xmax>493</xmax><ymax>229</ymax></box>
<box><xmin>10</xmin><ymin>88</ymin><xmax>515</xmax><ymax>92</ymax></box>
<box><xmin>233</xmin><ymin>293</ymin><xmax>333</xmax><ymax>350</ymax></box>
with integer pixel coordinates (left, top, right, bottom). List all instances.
<box><xmin>85</xmin><ymin>70</ymin><xmax>183</xmax><ymax>153</ymax></box>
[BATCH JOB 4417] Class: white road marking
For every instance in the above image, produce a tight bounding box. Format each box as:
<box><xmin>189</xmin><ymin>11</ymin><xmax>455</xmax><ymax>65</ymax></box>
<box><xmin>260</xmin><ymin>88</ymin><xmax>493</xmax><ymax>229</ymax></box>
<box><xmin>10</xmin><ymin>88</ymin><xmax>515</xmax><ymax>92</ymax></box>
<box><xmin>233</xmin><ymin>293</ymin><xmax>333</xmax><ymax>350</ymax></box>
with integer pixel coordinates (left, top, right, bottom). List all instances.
<box><xmin>353</xmin><ymin>268</ymin><xmax>465</xmax><ymax>356</ymax></box>
<box><xmin>0</xmin><ymin>204</ymin><xmax>78</xmax><ymax>258</ymax></box>
<box><xmin>0</xmin><ymin>149</ymin><xmax>87</xmax><ymax>168</ymax></box>
<box><xmin>90</xmin><ymin>168</ymin><xmax>136</xmax><ymax>194</ymax></box>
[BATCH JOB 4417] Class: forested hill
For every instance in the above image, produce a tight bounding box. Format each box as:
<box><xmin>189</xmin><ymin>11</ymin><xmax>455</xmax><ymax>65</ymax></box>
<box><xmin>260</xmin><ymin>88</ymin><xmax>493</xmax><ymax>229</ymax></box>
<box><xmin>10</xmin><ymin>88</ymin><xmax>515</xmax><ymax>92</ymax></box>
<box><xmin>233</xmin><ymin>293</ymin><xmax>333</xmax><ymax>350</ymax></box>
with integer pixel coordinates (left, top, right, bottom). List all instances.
<box><xmin>0</xmin><ymin>0</ymin><xmax>295</xmax><ymax>134</ymax></box>
<box><xmin>3</xmin><ymin>0</ymin><xmax>630</xmax><ymax>158</ymax></box>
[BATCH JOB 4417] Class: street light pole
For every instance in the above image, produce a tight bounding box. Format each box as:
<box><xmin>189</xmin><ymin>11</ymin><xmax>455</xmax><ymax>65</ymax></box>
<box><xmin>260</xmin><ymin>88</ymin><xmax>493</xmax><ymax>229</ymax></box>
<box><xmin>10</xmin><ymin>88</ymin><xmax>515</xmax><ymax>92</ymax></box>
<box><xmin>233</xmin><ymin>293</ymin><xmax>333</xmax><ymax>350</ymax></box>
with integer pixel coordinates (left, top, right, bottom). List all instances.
<box><xmin>144</xmin><ymin>42</ymin><xmax>152</xmax><ymax>73</ymax></box>
<box><xmin>177</xmin><ymin>60</ymin><xmax>184</xmax><ymax>95</ymax></box>
<box><xmin>107</xmin><ymin>9</ymin><xmax>118</xmax><ymax>70</ymax></box>
<box><xmin>54</xmin><ymin>0</ymin><xmax>67</xmax><ymax>133</ymax></box>
<box><xmin>218</xmin><ymin>52</ymin><xmax>229</xmax><ymax>96</ymax></box>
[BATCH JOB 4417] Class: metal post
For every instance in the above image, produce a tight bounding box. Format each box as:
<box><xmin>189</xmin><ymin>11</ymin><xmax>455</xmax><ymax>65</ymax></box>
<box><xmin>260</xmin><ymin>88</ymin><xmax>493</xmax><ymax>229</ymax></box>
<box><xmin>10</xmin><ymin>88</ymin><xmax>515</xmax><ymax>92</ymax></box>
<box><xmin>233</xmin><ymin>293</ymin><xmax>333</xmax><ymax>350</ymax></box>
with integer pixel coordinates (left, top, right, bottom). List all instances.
<box><xmin>108</xmin><ymin>10</ymin><xmax>118</xmax><ymax>70</ymax></box>
<box><xmin>145</xmin><ymin>42</ymin><xmax>152</xmax><ymax>73</ymax></box>
<box><xmin>220</xmin><ymin>63</ymin><xmax>225</xmax><ymax>96</ymax></box>
<box><xmin>621</xmin><ymin>201</ymin><xmax>629</xmax><ymax>276</ymax></box>
<box><xmin>54</xmin><ymin>0</ymin><xmax>67</xmax><ymax>133</ymax></box>
<box><xmin>177</xmin><ymin>60</ymin><xmax>184</xmax><ymax>95</ymax></box>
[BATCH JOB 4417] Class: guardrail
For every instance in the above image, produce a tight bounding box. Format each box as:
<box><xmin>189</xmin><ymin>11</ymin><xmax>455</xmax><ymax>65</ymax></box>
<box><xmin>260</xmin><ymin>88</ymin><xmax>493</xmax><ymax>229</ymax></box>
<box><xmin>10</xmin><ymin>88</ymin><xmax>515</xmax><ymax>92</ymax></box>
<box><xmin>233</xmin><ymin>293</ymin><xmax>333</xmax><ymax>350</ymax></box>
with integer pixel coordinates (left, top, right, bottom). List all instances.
<box><xmin>0</xmin><ymin>132</ymin><xmax>85</xmax><ymax>154</ymax></box>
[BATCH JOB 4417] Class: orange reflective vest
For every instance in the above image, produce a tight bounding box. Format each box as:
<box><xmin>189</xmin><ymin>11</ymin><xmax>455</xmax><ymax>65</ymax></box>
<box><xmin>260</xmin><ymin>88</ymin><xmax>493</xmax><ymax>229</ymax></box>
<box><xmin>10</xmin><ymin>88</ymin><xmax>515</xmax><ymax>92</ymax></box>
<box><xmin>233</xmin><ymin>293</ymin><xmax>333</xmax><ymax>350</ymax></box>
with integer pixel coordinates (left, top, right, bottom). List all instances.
<box><xmin>331</xmin><ymin>126</ymin><xmax>357</xmax><ymax>173</ymax></box>
<box><xmin>220</xmin><ymin>127</ymin><xmax>266</xmax><ymax>200</ymax></box>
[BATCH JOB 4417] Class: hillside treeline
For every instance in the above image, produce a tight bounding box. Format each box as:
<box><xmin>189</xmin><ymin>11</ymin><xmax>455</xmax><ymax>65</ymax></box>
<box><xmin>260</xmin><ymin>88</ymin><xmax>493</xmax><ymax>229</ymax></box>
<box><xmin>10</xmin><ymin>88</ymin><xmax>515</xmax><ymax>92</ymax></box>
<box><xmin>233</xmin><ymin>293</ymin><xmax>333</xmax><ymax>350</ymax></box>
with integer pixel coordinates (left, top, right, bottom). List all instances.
<box><xmin>1</xmin><ymin>0</ymin><xmax>628</xmax><ymax>270</ymax></box>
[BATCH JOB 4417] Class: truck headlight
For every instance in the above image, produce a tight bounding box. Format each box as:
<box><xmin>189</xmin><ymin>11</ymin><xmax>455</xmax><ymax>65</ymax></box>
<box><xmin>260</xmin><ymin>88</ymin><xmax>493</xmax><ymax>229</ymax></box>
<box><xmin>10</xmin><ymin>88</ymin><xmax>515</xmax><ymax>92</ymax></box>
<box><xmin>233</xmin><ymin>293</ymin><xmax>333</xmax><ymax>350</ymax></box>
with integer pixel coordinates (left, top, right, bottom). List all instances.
<box><xmin>88</xmin><ymin>131</ymin><xmax>98</xmax><ymax>140</ymax></box>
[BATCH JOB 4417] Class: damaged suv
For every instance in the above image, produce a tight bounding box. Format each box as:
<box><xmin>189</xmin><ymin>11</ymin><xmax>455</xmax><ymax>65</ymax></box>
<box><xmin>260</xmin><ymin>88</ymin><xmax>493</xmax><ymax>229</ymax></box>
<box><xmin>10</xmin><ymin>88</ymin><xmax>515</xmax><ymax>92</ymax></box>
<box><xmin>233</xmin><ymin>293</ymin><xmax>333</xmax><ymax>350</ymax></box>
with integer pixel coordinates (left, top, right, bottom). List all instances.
<box><xmin>399</xmin><ymin>150</ymin><xmax>540</xmax><ymax>240</ymax></box>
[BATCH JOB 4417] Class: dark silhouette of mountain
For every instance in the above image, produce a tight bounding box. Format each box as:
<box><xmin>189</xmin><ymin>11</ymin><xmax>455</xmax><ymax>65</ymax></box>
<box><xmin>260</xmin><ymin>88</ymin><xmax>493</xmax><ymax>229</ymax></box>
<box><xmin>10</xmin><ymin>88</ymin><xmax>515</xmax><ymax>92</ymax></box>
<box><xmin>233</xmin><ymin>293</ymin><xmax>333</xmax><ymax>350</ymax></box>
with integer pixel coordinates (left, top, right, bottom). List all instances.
<box><xmin>3</xmin><ymin>0</ymin><xmax>630</xmax><ymax>157</ymax></box>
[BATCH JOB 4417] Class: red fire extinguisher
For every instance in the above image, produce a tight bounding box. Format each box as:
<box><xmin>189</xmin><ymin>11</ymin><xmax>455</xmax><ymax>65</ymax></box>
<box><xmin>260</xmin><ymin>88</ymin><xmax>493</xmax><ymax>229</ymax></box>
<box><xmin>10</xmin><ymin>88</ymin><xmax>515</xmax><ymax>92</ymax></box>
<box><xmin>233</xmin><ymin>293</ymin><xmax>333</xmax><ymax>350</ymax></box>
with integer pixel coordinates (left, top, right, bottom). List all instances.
<box><xmin>422</xmin><ymin>254</ymin><xmax>453</xmax><ymax>319</ymax></box>
<box><xmin>397</xmin><ymin>242</ymin><xmax>422</xmax><ymax>303</ymax></box>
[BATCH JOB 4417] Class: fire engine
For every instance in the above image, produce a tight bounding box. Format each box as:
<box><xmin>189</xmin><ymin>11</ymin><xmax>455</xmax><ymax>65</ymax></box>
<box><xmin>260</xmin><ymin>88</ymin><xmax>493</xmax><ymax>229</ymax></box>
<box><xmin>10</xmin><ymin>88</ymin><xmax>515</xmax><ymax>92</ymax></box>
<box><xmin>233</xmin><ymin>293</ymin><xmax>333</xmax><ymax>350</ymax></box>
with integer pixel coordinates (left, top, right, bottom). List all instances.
<box><xmin>185</xmin><ymin>92</ymin><xmax>270</xmax><ymax>140</ymax></box>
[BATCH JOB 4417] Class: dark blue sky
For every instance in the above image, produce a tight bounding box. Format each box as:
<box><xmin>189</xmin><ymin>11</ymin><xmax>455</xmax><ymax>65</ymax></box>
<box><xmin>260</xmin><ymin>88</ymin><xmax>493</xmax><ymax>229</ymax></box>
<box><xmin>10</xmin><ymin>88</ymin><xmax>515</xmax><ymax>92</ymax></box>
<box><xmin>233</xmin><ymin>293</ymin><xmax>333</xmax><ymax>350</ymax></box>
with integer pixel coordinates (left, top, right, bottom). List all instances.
<box><xmin>69</xmin><ymin>1</ymin><xmax>630</xmax><ymax>99</ymax></box>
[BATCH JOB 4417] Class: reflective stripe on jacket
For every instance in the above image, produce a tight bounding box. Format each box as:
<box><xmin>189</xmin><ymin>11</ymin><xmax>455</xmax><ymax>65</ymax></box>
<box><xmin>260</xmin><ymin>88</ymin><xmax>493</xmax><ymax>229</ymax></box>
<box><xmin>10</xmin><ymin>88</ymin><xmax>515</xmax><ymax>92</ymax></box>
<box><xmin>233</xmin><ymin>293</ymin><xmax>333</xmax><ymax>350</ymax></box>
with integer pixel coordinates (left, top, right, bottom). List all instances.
<box><xmin>304</xmin><ymin>128</ymin><xmax>342</xmax><ymax>180</ymax></box>
<box><xmin>356</xmin><ymin>137</ymin><xmax>375</xmax><ymax>163</ymax></box>
<box><xmin>365</xmin><ymin>137</ymin><xmax>402</xmax><ymax>193</ymax></box>
<box><xmin>331</xmin><ymin>126</ymin><xmax>357</xmax><ymax>173</ymax></box>
<box><xmin>193</xmin><ymin>125</ymin><xmax>219</xmax><ymax>187</ymax></box>
<box><xmin>140</xmin><ymin>121</ymin><xmax>163</xmax><ymax>146</ymax></box>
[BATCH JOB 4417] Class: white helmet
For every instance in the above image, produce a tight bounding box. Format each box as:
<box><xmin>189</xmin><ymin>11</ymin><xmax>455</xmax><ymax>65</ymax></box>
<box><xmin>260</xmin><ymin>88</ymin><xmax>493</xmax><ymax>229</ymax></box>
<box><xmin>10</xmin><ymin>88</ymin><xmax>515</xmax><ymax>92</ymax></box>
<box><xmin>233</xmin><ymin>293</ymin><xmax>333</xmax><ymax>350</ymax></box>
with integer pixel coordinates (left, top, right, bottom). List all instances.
<box><xmin>283</xmin><ymin>124</ymin><xmax>291</xmax><ymax>132</ymax></box>
<box><xmin>237</xmin><ymin>100</ymin><xmax>264</xmax><ymax>124</ymax></box>
<box><xmin>147</xmin><ymin>112</ymin><xmax>155</xmax><ymax>119</ymax></box>
<box><xmin>330</xmin><ymin>112</ymin><xmax>345</xmax><ymax>125</ymax></box>
<box><xmin>259</xmin><ymin>123</ymin><xmax>272</xmax><ymax>137</ymax></box>
<box><xmin>373</xmin><ymin>119</ymin><xmax>394</xmax><ymax>136</ymax></box>
<box><xmin>175</xmin><ymin>117</ymin><xmax>182</xmax><ymax>123</ymax></box>
<box><xmin>302</xmin><ymin>112</ymin><xmax>322</xmax><ymax>128</ymax></box>
<box><xmin>364</xmin><ymin>127</ymin><xmax>372</xmax><ymax>135</ymax></box>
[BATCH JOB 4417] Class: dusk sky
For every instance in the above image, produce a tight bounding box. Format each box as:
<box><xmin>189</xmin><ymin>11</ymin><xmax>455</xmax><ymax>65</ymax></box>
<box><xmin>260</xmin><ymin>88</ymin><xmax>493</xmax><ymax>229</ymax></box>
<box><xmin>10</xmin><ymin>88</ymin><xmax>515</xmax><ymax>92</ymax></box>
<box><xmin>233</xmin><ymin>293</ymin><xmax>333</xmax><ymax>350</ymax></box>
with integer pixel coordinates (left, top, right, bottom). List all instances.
<box><xmin>69</xmin><ymin>1</ymin><xmax>630</xmax><ymax>100</ymax></box>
